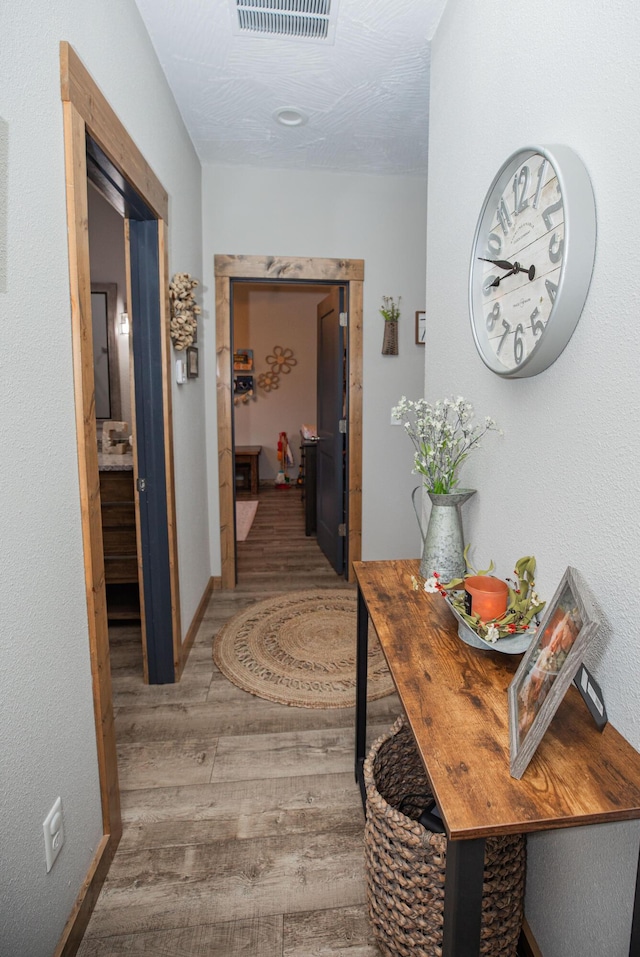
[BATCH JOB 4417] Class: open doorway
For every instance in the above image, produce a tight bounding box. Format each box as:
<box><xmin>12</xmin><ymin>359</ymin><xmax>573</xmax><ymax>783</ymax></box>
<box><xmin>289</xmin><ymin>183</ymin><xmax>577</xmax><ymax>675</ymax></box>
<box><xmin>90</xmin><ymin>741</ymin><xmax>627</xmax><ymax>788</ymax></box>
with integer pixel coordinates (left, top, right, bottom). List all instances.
<box><xmin>88</xmin><ymin>187</ymin><xmax>142</xmax><ymax>628</ymax></box>
<box><xmin>215</xmin><ymin>255</ymin><xmax>364</xmax><ymax>589</ymax></box>
<box><xmin>231</xmin><ymin>281</ymin><xmax>344</xmax><ymax>577</ymax></box>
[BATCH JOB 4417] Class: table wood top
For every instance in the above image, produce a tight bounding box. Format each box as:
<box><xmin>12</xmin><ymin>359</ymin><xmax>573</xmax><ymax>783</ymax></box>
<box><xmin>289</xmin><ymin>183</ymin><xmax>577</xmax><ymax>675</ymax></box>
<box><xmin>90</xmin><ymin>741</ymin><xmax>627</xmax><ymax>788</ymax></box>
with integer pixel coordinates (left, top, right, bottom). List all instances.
<box><xmin>354</xmin><ymin>559</ymin><xmax>640</xmax><ymax>841</ymax></box>
<box><xmin>234</xmin><ymin>446</ymin><xmax>262</xmax><ymax>455</ymax></box>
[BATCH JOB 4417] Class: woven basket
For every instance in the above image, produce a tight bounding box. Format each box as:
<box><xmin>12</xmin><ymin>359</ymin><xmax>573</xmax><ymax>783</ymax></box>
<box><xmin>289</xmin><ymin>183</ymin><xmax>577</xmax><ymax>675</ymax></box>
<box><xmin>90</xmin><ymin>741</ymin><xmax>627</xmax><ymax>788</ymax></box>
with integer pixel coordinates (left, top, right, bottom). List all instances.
<box><xmin>364</xmin><ymin>716</ymin><xmax>526</xmax><ymax>957</ymax></box>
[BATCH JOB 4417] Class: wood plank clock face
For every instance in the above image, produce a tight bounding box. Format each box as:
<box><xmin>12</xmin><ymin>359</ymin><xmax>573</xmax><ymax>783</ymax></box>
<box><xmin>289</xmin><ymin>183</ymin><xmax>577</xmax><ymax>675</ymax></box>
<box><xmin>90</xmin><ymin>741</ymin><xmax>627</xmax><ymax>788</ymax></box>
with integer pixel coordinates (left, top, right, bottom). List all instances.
<box><xmin>468</xmin><ymin>145</ymin><xmax>596</xmax><ymax>378</ymax></box>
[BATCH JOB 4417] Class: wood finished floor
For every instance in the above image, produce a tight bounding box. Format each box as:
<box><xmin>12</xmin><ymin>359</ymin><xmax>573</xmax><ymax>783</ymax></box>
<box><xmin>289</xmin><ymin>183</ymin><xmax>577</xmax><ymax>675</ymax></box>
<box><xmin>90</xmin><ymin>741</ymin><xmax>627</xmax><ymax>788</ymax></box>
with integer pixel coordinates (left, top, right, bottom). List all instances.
<box><xmin>78</xmin><ymin>487</ymin><xmax>399</xmax><ymax>955</ymax></box>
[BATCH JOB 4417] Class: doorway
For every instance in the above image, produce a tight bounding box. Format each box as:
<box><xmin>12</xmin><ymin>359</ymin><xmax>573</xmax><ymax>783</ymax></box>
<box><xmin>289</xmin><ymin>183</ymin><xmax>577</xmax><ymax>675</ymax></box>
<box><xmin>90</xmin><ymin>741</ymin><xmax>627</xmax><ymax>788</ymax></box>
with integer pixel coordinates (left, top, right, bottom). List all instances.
<box><xmin>231</xmin><ymin>281</ymin><xmax>346</xmax><ymax>575</ymax></box>
<box><xmin>59</xmin><ymin>41</ymin><xmax>182</xmax><ymax>949</ymax></box>
<box><xmin>215</xmin><ymin>255</ymin><xmax>364</xmax><ymax>589</ymax></box>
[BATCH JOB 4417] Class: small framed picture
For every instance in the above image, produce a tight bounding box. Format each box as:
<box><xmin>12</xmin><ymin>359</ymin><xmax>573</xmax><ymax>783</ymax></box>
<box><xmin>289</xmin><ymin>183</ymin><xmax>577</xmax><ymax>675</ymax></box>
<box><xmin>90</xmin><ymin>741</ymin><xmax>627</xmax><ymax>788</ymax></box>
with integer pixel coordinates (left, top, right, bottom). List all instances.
<box><xmin>186</xmin><ymin>346</ymin><xmax>199</xmax><ymax>379</ymax></box>
<box><xmin>508</xmin><ymin>566</ymin><xmax>599</xmax><ymax>779</ymax></box>
<box><xmin>415</xmin><ymin>311</ymin><xmax>426</xmax><ymax>345</ymax></box>
<box><xmin>234</xmin><ymin>374</ymin><xmax>253</xmax><ymax>395</ymax></box>
<box><xmin>233</xmin><ymin>349</ymin><xmax>253</xmax><ymax>371</ymax></box>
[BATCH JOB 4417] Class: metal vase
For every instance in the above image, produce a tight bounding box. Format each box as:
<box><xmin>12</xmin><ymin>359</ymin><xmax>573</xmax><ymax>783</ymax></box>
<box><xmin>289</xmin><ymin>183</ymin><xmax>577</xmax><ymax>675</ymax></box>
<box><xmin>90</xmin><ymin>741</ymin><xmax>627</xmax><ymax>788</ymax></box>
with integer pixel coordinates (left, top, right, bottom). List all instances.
<box><xmin>413</xmin><ymin>488</ymin><xmax>476</xmax><ymax>581</ymax></box>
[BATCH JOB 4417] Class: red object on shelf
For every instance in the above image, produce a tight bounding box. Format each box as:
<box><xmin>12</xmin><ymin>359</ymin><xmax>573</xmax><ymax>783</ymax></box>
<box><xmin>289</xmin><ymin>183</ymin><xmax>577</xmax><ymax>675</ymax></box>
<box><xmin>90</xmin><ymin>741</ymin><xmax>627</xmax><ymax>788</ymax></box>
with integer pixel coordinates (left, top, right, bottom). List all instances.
<box><xmin>275</xmin><ymin>431</ymin><xmax>292</xmax><ymax>488</ymax></box>
<box><xmin>464</xmin><ymin>576</ymin><xmax>509</xmax><ymax>622</ymax></box>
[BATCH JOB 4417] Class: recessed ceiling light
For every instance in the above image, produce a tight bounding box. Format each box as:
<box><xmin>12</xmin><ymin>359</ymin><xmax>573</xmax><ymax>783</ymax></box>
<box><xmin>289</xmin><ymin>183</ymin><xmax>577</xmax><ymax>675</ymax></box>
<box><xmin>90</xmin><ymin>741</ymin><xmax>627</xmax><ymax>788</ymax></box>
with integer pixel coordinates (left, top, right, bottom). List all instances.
<box><xmin>273</xmin><ymin>107</ymin><xmax>308</xmax><ymax>128</ymax></box>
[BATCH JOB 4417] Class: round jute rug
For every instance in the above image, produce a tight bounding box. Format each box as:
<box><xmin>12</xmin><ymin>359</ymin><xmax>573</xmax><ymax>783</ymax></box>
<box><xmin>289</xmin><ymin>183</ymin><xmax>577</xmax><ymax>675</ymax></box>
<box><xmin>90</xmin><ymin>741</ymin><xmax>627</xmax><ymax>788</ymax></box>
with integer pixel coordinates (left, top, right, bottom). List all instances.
<box><xmin>212</xmin><ymin>589</ymin><xmax>395</xmax><ymax>709</ymax></box>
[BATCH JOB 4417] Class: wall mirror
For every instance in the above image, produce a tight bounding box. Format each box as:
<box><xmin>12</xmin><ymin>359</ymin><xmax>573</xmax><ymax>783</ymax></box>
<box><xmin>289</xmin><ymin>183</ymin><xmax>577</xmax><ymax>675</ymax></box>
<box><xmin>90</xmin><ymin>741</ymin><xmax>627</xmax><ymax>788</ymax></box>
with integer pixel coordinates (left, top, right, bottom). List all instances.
<box><xmin>91</xmin><ymin>283</ymin><xmax>122</xmax><ymax>420</ymax></box>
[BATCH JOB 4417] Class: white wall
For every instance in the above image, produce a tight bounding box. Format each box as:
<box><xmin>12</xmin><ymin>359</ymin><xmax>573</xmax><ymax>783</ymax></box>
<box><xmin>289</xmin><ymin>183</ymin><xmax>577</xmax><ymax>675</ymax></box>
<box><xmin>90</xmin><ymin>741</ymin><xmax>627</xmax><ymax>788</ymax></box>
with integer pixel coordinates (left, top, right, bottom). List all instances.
<box><xmin>427</xmin><ymin>2</ymin><xmax>640</xmax><ymax>954</ymax></box>
<box><xmin>203</xmin><ymin>166</ymin><xmax>428</xmax><ymax>573</ymax></box>
<box><xmin>233</xmin><ymin>284</ymin><xmax>324</xmax><ymax>480</ymax></box>
<box><xmin>0</xmin><ymin>2</ymin><xmax>205</xmax><ymax>954</ymax></box>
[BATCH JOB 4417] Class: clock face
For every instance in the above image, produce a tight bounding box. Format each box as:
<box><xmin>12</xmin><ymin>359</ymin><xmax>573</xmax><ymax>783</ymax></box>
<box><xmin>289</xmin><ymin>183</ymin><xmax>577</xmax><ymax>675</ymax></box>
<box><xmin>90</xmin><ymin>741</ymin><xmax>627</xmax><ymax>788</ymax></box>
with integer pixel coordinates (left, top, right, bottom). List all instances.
<box><xmin>469</xmin><ymin>145</ymin><xmax>596</xmax><ymax>378</ymax></box>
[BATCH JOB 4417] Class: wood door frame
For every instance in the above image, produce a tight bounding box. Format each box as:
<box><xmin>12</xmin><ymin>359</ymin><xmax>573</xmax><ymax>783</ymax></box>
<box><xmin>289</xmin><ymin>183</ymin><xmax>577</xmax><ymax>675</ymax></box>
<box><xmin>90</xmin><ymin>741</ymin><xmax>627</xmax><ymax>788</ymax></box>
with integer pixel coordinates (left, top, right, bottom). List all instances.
<box><xmin>58</xmin><ymin>41</ymin><xmax>181</xmax><ymax>954</ymax></box>
<box><xmin>214</xmin><ymin>255</ymin><xmax>364</xmax><ymax>588</ymax></box>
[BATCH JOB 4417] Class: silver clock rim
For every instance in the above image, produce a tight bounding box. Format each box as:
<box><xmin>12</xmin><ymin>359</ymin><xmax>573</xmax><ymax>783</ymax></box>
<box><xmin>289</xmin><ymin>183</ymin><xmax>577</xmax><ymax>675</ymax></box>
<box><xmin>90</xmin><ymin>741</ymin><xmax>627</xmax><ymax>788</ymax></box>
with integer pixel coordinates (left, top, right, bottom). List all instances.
<box><xmin>468</xmin><ymin>144</ymin><xmax>596</xmax><ymax>379</ymax></box>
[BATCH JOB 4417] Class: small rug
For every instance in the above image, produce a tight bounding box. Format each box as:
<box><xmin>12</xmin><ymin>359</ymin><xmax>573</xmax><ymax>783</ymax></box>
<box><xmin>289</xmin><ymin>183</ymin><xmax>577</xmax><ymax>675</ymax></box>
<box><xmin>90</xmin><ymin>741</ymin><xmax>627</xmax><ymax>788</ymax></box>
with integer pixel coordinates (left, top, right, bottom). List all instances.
<box><xmin>236</xmin><ymin>500</ymin><xmax>258</xmax><ymax>541</ymax></box>
<box><xmin>213</xmin><ymin>589</ymin><xmax>395</xmax><ymax>709</ymax></box>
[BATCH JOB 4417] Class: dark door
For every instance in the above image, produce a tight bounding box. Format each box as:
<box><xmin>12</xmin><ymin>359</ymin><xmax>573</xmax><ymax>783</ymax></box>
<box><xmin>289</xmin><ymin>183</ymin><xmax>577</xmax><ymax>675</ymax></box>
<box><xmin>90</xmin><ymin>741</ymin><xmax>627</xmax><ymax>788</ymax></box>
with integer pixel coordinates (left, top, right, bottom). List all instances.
<box><xmin>316</xmin><ymin>287</ymin><xmax>346</xmax><ymax>576</ymax></box>
<box><xmin>129</xmin><ymin>219</ymin><xmax>175</xmax><ymax>683</ymax></box>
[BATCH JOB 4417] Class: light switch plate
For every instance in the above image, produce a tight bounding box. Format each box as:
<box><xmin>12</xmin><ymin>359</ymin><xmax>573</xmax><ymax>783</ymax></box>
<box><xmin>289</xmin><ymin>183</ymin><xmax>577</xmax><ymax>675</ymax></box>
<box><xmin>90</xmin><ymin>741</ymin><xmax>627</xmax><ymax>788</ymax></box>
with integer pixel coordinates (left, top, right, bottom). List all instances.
<box><xmin>43</xmin><ymin>797</ymin><xmax>64</xmax><ymax>873</ymax></box>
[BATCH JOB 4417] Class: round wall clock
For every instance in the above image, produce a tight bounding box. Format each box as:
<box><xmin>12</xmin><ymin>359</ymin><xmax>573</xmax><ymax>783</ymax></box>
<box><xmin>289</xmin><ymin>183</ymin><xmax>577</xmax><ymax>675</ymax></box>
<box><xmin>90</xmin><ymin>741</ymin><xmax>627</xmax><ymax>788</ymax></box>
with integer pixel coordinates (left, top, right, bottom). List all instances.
<box><xmin>468</xmin><ymin>145</ymin><xmax>596</xmax><ymax>378</ymax></box>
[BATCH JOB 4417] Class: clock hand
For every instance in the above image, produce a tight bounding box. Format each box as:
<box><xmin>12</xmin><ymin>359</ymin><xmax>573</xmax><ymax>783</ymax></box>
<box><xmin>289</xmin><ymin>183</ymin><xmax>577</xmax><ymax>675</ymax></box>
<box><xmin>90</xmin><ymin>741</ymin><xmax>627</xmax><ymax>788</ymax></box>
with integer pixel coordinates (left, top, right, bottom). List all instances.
<box><xmin>489</xmin><ymin>269</ymin><xmax>516</xmax><ymax>287</ymax></box>
<box><xmin>488</xmin><ymin>262</ymin><xmax>536</xmax><ymax>286</ymax></box>
<box><xmin>478</xmin><ymin>257</ymin><xmax>516</xmax><ymax>270</ymax></box>
<box><xmin>479</xmin><ymin>257</ymin><xmax>536</xmax><ymax>281</ymax></box>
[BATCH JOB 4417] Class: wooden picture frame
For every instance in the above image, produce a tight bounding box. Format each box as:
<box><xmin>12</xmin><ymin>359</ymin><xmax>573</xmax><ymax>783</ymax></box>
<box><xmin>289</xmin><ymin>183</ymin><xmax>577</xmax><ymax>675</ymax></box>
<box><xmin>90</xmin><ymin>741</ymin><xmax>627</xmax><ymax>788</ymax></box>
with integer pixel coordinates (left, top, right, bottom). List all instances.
<box><xmin>186</xmin><ymin>346</ymin><xmax>199</xmax><ymax>379</ymax></box>
<box><xmin>415</xmin><ymin>310</ymin><xmax>426</xmax><ymax>345</ymax></box>
<box><xmin>508</xmin><ymin>566</ymin><xmax>599</xmax><ymax>779</ymax></box>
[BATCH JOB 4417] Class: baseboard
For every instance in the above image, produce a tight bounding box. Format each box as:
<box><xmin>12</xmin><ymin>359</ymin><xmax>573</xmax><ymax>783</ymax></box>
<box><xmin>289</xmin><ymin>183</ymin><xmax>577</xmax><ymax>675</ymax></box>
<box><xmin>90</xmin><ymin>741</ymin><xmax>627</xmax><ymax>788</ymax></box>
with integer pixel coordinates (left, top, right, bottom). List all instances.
<box><xmin>177</xmin><ymin>576</ymin><xmax>215</xmax><ymax>677</ymax></box>
<box><xmin>211</xmin><ymin>576</ymin><xmax>222</xmax><ymax>591</ymax></box>
<box><xmin>53</xmin><ymin>829</ymin><xmax>120</xmax><ymax>957</ymax></box>
<box><xmin>519</xmin><ymin>918</ymin><xmax>544</xmax><ymax>957</ymax></box>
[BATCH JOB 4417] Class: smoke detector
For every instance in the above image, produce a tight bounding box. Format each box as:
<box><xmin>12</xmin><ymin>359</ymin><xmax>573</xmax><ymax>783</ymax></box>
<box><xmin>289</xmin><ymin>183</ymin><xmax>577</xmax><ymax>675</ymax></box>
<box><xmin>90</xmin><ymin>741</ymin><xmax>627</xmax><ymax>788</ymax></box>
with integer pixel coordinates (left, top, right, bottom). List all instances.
<box><xmin>230</xmin><ymin>0</ymin><xmax>339</xmax><ymax>44</ymax></box>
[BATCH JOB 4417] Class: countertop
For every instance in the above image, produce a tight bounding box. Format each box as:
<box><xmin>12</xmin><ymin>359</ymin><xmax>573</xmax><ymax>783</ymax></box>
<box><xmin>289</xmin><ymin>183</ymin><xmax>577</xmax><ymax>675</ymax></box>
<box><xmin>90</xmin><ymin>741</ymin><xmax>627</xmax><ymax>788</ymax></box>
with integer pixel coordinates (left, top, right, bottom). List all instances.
<box><xmin>98</xmin><ymin>451</ymin><xmax>133</xmax><ymax>471</ymax></box>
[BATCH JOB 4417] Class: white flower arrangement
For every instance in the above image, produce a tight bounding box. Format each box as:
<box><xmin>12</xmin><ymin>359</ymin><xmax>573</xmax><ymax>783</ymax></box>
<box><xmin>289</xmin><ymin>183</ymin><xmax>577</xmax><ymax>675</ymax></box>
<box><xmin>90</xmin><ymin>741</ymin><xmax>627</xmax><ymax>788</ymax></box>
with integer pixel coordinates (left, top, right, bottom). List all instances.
<box><xmin>391</xmin><ymin>395</ymin><xmax>502</xmax><ymax>494</ymax></box>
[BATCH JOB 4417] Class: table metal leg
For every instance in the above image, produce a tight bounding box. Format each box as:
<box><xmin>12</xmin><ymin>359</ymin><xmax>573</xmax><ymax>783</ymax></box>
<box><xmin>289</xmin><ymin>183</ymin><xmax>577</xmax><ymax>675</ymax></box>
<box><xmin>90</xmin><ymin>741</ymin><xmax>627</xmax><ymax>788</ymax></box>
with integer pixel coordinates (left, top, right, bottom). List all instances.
<box><xmin>442</xmin><ymin>838</ymin><xmax>485</xmax><ymax>957</ymax></box>
<box><xmin>355</xmin><ymin>585</ymin><xmax>368</xmax><ymax>809</ymax></box>
<box><xmin>630</xmin><ymin>842</ymin><xmax>640</xmax><ymax>956</ymax></box>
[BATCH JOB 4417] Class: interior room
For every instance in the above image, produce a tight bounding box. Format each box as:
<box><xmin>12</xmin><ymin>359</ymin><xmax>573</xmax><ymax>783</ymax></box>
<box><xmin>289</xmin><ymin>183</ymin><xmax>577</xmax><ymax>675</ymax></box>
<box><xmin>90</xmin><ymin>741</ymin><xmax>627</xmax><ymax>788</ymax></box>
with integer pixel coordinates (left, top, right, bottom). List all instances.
<box><xmin>3</xmin><ymin>1</ymin><xmax>640</xmax><ymax>956</ymax></box>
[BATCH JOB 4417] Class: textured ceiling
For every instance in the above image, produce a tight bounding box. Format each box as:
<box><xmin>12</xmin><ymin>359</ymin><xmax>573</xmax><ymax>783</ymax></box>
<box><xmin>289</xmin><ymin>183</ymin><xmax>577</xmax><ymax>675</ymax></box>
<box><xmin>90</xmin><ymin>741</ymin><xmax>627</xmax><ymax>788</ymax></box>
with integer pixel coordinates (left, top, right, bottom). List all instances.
<box><xmin>133</xmin><ymin>0</ymin><xmax>448</xmax><ymax>175</ymax></box>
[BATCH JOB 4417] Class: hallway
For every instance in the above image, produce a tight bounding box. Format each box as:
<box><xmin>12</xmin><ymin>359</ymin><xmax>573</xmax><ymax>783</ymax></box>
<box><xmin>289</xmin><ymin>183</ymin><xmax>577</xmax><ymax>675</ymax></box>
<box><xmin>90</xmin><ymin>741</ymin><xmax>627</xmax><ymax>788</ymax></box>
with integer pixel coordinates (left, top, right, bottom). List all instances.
<box><xmin>78</xmin><ymin>487</ymin><xmax>398</xmax><ymax>955</ymax></box>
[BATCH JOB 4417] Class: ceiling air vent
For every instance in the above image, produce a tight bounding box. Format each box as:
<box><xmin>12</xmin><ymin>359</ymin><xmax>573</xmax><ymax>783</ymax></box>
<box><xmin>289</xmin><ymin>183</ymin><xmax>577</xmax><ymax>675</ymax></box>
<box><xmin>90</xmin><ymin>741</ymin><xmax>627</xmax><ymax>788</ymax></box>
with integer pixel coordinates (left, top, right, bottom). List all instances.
<box><xmin>230</xmin><ymin>0</ymin><xmax>339</xmax><ymax>43</ymax></box>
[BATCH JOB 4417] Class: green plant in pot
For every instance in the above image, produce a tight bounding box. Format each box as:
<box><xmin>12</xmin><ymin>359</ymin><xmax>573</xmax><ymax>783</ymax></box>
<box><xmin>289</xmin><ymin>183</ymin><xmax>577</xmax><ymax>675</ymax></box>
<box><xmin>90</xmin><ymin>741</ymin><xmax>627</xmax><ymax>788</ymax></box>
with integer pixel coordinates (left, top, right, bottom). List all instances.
<box><xmin>392</xmin><ymin>395</ymin><xmax>502</xmax><ymax>580</ymax></box>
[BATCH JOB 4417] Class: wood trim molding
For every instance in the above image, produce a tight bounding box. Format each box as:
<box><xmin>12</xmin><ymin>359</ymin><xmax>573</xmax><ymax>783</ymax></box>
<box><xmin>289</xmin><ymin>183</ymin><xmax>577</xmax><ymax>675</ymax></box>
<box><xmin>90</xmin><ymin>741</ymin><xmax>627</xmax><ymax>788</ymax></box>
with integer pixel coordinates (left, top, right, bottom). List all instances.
<box><xmin>214</xmin><ymin>255</ymin><xmax>364</xmax><ymax>589</ymax></box>
<box><xmin>60</xmin><ymin>41</ymin><xmax>179</xmax><ymax>954</ymax></box>
<box><xmin>214</xmin><ymin>254</ymin><xmax>364</xmax><ymax>281</ymax></box>
<box><xmin>519</xmin><ymin>919</ymin><xmax>544</xmax><ymax>957</ymax></box>
<box><xmin>53</xmin><ymin>835</ymin><xmax>116</xmax><ymax>957</ymax></box>
<box><xmin>61</xmin><ymin>98</ymin><xmax>122</xmax><ymax>956</ymax></box>
<box><xmin>346</xmin><ymin>280</ymin><xmax>363</xmax><ymax>583</ymax></box>
<box><xmin>60</xmin><ymin>42</ymin><xmax>168</xmax><ymax>223</ymax></box>
<box><xmin>215</xmin><ymin>274</ymin><xmax>235</xmax><ymax>589</ymax></box>
<box><xmin>62</xmin><ymin>98</ymin><xmax>121</xmax><ymax>840</ymax></box>
<box><xmin>177</xmin><ymin>577</ymin><xmax>215</xmax><ymax>678</ymax></box>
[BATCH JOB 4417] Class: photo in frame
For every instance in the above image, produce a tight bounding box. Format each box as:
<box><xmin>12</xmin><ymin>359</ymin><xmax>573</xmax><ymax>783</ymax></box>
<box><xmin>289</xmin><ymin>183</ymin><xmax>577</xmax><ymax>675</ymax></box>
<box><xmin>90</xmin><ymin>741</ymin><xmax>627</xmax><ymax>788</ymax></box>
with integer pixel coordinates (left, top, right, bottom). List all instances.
<box><xmin>234</xmin><ymin>374</ymin><xmax>253</xmax><ymax>395</ymax></box>
<box><xmin>186</xmin><ymin>346</ymin><xmax>199</xmax><ymax>379</ymax></box>
<box><xmin>415</xmin><ymin>311</ymin><xmax>426</xmax><ymax>345</ymax></box>
<box><xmin>234</xmin><ymin>349</ymin><xmax>253</xmax><ymax>371</ymax></box>
<box><xmin>508</xmin><ymin>566</ymin><xmax>599</xmax><ymax>779</ymax></box>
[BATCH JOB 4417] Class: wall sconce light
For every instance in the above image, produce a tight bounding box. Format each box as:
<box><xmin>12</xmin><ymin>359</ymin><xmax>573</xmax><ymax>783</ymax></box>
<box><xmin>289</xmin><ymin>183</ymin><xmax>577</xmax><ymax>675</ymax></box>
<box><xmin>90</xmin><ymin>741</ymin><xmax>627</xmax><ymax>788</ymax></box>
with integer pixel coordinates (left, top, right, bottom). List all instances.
<box><xmin>118</xmin><ymin>312</ymin><xmax>130</xmax><ymax>335</ymax></box>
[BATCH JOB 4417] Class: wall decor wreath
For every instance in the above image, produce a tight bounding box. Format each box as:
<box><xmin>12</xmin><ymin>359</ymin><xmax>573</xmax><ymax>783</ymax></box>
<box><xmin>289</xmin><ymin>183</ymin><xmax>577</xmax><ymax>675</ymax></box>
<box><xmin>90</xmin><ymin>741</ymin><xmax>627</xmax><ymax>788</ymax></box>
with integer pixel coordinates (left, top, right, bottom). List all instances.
<box><xmin>169</xmin><ymin>273</ymin><xmax>200</xmax><ymax>350</ymax></box>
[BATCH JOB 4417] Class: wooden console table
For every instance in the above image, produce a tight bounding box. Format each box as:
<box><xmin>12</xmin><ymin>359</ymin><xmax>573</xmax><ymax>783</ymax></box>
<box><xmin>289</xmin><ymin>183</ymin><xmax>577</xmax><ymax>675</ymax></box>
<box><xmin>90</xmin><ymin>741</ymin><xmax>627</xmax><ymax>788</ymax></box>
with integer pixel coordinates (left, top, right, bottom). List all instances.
<box><xmin>234</xmin><ymin>445</ymin><xmax>261</xmax><ymax>495</ymax></box>
<box><xmin>354</xmin><ymin>559</ymin><xmax>640</xmax><ymax>957</ymax></box>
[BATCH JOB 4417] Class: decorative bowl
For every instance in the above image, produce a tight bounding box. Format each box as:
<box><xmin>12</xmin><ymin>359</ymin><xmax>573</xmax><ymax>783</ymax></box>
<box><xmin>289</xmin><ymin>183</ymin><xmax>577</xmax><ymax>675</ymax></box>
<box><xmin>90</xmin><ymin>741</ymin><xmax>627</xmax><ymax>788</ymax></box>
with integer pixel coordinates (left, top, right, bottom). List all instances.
<box><xmin>444</xmin><ymin>595</ymin><xmax>534</xmax><ymax>656</ymax></box>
